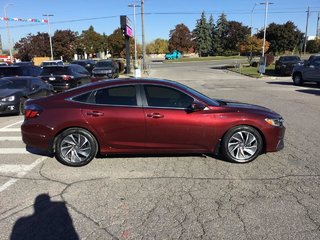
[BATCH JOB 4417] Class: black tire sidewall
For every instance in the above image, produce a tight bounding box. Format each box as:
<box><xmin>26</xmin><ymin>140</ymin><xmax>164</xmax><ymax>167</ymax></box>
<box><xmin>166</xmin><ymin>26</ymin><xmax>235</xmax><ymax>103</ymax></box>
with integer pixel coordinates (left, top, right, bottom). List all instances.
<box><xmin>55</xmin><ymin>128</ymin><xmax>98</xmax><ymax>167</ymax></box>
<box><xmin>293</xmin><ymin>74</ymin><xmax>303</xmax><ymax>86</ymax></box>
<box><xmin>222</xmin><ymin>125</ymin><xmax>263</xmax><ymax>163</ymax></box>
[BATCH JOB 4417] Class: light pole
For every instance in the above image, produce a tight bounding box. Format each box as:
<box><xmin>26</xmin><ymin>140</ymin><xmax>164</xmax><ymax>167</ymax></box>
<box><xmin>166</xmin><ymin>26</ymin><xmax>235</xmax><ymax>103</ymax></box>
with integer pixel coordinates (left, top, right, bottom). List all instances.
<box><xmin>260</xmin><ymin>0</ymin><xmax>273</xmax><ymax>57</ymax></box>
<box><xmin>141</xmin><ymin>0</ymin><xmax>146</xmax><ymax>70</ymax></box>
<box><xmin>4</xmin><ymin>3</ymin><xmax>13</xmax><ymax>63</ymax></box>
<box><xmin>250</xmin><ymin>3</ymin><xmax>258</xmax><ymax>36</ymax></box>
<box><xmin>128</xmin><ymin>3</ymin><xmax>141</xmax><ymax>69</ymax></box>
<box><xmin>43</xmin><ymin>14</ymin><xmax>54</xmax><ymax>60</ymax></box>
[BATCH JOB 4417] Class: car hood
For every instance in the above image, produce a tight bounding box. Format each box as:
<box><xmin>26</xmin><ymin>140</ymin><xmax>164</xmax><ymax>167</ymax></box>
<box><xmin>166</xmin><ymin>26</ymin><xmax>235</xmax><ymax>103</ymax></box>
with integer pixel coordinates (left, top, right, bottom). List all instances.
<box><xmin>0</xmin><ymin>89</ymin><xmax>24</xmax><ymax>99</ymax></box>
<box><xmin>214</xmin><ymin>99</ymin><xmax>281</xmax><ymax>117</ymax></box>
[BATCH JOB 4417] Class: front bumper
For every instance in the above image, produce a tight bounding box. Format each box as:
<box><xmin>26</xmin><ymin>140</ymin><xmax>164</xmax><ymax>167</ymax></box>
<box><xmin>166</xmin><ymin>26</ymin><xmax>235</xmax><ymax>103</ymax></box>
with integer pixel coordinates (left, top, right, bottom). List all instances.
<box><xmin>266</xmin><ymin>126</ymin><xmax>286</xmax><ymax>152</ymax></box>
<box><xmin>0</xmin><ymin>101</ymin><xmax>20</xmax><ymax>115</ymax></box>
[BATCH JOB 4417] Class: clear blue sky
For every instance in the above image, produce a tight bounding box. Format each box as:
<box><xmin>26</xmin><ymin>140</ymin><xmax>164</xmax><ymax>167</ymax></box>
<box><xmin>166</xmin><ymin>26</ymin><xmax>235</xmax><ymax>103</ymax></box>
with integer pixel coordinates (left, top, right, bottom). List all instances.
<box><xmin>0</xmin><ymin>0</ymin><xmax>319</xmax><ymax>49</ymax></box>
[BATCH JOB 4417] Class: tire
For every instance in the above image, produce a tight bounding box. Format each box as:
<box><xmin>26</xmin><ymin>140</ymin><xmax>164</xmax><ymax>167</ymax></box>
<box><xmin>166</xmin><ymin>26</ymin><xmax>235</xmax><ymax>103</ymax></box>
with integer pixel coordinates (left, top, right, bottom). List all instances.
<box><xmin>18</xmin><ymin>97</ymin><xmax>26</xmax><ymax>115</ymax></box>
<box><xmin>293</xmin><ymin>73</ymin><xmax>303</xmax><ymax>86</ymax></box>
<box><xmin>221</xmin><ymin>125</ymin><xmax>263</xmax><ymax>163</ymax></box>
<box><xmin>55</xmin><ymin>128</ymin><xmax>98</xmax><ymax>167</ymax></box>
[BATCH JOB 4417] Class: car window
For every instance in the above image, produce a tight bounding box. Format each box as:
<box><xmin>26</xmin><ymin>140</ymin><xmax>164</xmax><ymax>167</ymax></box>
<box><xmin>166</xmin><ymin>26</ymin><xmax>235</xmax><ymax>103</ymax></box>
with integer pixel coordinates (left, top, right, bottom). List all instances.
<box><xmin>95</xmin><ymin>61</ymin><xmax>113</xmax><ymax>68</ymax></box>
<box><xmin>41</xmin><ymin>67</ymin><xmax>69</xmax><ymax>75</ymax></box>
<box><xmin>94</xmin><ymin>86</ymin><xmax>137</xmax><ymax>106</ymax></box>
<box><xmin>144</xmin><ymin>85</ymin><xmax>193</xmax><ymax>108</ymax></box>
<box><xmin>312</xmin><ymin>58</ymin><xmax>320</xmax><ymax>67</ymax></box>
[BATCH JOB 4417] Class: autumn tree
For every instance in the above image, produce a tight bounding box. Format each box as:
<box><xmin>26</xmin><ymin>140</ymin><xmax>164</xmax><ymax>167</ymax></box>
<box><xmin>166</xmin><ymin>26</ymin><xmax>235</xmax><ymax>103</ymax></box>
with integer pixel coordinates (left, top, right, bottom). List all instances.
<box><xmin>225</xmin><ymin>21</ymin><xmax>250</xmax><ymax>55</ymax></box>
<box><xmin>168</xmin><ymin>23</ymin><xmax>193</xmax><ymax>53</ymax></box>
<box><xmin>239</xmin><ymin>36</ymin><xmax>270</xmax><ymax>63</ymax></box>
<box><xmin>52</xmin><ymin>30</ymin><xmax>78</xmax><ymax>62</ymax></box>
<box><xmin>146</xmin><ymin>38</ymin><xmax>169</xmax><ymax>54</ymax></box>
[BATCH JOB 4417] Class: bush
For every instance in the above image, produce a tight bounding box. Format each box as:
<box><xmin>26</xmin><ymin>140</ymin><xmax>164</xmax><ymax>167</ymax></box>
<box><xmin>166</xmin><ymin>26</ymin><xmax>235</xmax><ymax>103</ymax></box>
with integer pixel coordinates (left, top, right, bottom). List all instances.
<box><xmin>265</xmin><ymin>54</ymin><xmax>274</xmax><ymax>66</ymax></box>
<box><xmin>251</xmin><ymin>61</ymin><xmax>258</xmax><ymax>67</ymax></box>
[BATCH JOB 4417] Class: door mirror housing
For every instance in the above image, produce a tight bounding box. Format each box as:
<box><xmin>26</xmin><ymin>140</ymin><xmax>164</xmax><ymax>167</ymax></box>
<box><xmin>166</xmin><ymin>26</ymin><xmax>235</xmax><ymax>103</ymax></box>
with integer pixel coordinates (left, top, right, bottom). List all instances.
<box><xmin>188</xmin><ymin>102</ymin><xmax>206</xmax><ymax>112</ymax></box>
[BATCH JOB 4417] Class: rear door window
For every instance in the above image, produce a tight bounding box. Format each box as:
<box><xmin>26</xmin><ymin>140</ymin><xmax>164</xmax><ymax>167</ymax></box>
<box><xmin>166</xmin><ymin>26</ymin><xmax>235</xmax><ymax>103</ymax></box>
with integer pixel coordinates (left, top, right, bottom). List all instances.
<box><xmin>95</xmin><ymin>86</ymin><xmax>137</xmax><ymax>106</ymax></box>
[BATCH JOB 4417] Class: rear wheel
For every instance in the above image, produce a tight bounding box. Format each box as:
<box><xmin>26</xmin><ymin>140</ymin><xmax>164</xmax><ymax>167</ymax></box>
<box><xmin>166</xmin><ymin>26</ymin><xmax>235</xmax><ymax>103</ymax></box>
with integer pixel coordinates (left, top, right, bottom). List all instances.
<box><xmin>221</xmin><ymin>125</ymin><xmax>263</xmax><ymax>163</ymax></box>
<box><xmin>293</xmin><ymin>73</ymin><xmax>303</xmax><ymax>86</ymax></box>
<box><xmin>55</xmin><ymin>128</ymin><xmax>98</xmax><ymax>167</ymax></box>
<box><xmin>18</xmin><ymin>97</ymin><xmax>26</xmax><ymax>115</ymax></box>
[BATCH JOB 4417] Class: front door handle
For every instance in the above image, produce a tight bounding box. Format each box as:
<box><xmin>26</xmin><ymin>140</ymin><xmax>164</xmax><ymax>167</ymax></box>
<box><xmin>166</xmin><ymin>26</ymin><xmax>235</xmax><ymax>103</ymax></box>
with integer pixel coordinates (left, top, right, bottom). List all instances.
<box><xmin>146</xmin><ymin>113</ymin><xmax>164</xmax><ymax>119</ymax></box>
<box><xmin>86</xmin><ymin>111</ymin><xmax>104</xmax><ymax>117</ymax></box>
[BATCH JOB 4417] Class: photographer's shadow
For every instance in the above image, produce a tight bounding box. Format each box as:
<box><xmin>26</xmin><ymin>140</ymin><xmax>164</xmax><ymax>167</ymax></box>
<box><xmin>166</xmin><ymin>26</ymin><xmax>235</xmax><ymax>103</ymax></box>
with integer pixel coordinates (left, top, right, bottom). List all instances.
<box><xmin>10</xmin><ymin>194</ymin><xmax>79</xmax><ymax>240</ymax></box>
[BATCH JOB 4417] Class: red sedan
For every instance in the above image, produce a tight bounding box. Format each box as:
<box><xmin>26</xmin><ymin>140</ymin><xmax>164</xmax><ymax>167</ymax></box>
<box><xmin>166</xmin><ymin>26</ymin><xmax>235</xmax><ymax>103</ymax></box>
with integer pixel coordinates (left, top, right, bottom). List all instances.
<box><xmin>21</xmin><ymin>78</ymin><xmax>285</xmax><ymax>166</ymax></box>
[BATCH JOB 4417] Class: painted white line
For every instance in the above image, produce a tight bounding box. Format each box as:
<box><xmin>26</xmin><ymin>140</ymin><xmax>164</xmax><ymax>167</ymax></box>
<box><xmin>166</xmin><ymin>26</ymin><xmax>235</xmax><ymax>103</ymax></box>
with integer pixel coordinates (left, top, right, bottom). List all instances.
<box><xmin>0</xmin><ymin>164</ymin><xmax>32</xmax><ymax>173</ymax></box>
<box><xmin>0</xmin><ymin>128</ymin><xmax>21</xmax><ymax>132</ymax></box>
<box><xmin>0</xmin><ymin>156</ymin><xmax>47</xmax><ymax>193</ymax></box>
<box><xmin>0</xmin><ymin>148</ymin><xmax>29</xmax><ymax>154</ymax></box>
<box><xmin>0</xmin><ymin>120</ymin><xmax>23</xmax><ymax>129</ymax></box>
<box><xmin>0</xmin><ymin>137</ymin><xmax>21</xmax><ymax>141</ymax></box>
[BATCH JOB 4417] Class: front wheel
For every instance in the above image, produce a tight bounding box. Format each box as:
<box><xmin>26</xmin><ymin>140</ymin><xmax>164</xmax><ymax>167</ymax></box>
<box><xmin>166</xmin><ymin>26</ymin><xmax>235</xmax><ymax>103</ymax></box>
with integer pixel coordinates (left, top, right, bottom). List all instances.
<box><xmin>221</xmin><ymin>125</ymin><xmax>263</xmax><ymax>163</ymax></box>
<box><xmin>293</xmin><ymin>73</ymin><xmax>303</xmax><ymax>86</ymax></box>
<box><xmin>55</xmin><ymin>128</ymin><xmax>98</xmax><ymax>167</ymax></box>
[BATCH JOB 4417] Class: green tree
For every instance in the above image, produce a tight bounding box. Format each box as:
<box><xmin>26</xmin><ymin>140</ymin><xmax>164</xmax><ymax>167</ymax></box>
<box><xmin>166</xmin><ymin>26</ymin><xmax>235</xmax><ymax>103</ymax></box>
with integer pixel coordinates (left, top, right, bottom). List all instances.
<box><xmin>108</xmin><ymin>28</ymin><xmax>125</xmax><ymax>57</ymax></box>
<box><xmin>306</xmin><ymin>39</ymin><xmax>320</xmax><ymax>53</ymax></box>
<box><xmin>14</xmin><ymin>32</ymin><xmax>51</xmax><ymax>61</ymax></box>
<box><xmin>146</xmin><ymin>38</ymin><xmax>169</xmax><ymax>54</ymax></box>
<box><xmin>78</xmin><ymin>26</ymin><xmax>104</xmax><ymax>55</ymax></box>
<box><xmin>208</xmin><ymin>14</ymin><xmax>219</xmax><ymax>56</ymax></box>
<box><xmin>225</xmin><ymin>21</ymin><xmax>250</xmax><ymax>55</ymax></box>
<box><xmin>193</xmin><ymin>12</ymin><xmax>211</xmax><ymax>57</ymax></box>
<box><xmin>256</xmin><ymin>21</ymin><xmax>304</xmax><ymax>55</ymax></box>
<box><xmin>169</xmin><ymin>23</ymin><xmax>193</xmax><ymax>53</ymax></box>
<box><xmin>52</xmin><ymin>30</ymin><xmax>78</xmax><ymax>62</ymax></box>
<box><xmin>215</xmin><ymin>13</ymin><xmax>229</xmax><ymax>55</ymax></box>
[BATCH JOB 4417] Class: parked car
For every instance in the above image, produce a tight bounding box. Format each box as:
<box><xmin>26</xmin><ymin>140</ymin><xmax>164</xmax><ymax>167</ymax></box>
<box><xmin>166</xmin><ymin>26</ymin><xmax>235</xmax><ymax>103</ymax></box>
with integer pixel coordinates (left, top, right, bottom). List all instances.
<box><xmin>21</xmin><ymin>78</ymin><xmax>285</xmax><ymax>167</ymax></box>
<box><xmin>71</xmin><ymin>60</ymin><xmax>96</xmax><ymax>74</ymax></box>
<box><xmin>12</xmin><ymin>61</ymin><xmax>33</xmax><ymax>66</ymax></box>
<box><xmin>165</xmin><ymin>50</ymin><xmax>181</xmax><ymax>60</ymax></box>
<box><xmin>92</xmin><ymin>60</ymin><xmax>119</xmax><ymax>80</ymax></box>
<box><xmin>292</xmin><ymin>55</ymin><xmax>320</xmax><ymax>85</ymax></box>
<box><xmin>39</xmin><ymin>64</ymin><xmax>91</xmax><ymax>92</ymax></box>
<box><xmin>0</xmin><ymin>77</ymin><xmax>53</xmax><ymax>115</ymax></box>
<box><xmin>0</xmin><ymin>65</ymin><xmax>42</xmax><ymax>78</ymax></box>
<box><xmin>275</xmin><ymin>56</ymin><xmax>303</xmax><ymax>75</ymax></box>
<box><xmin>40</xmin><ymin>60</ymin><xmax>64</xmax><ymax>67</ymax></box>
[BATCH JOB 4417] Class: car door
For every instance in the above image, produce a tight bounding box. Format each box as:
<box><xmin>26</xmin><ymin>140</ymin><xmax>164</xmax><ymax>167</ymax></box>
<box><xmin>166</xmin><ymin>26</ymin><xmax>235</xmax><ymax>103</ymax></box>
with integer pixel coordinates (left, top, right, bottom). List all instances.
<box><xmin>303</xmin><ymin>58</ymin><xmax>320</xmax><ymax>81</ymax></box>
<box><xmin>142</xmin><ymin>84</ymin><xmax>215</xmax><ymax>152</ymax></box>
<box><xmin>75</xmin><ymin>65</ymin><xmax>91</xmax><ymax>85</ymax></box>
<box><xmin>80</xmin><ymin>85</ymin><xmax>146</xmax><ymax>151</ymax></box>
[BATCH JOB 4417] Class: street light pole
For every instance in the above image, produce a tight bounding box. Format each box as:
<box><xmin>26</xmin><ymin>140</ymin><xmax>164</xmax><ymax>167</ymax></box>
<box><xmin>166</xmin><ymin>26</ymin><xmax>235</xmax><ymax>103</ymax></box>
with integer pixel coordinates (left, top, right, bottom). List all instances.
<box><xmin>141</xmin><ymin>0</ymin><xmax>146</xmax><ymax>70</ymax></box>
<box><xmin>128</xmin><ymin>3</ymin><xmax>141</xmax><ymax>68</ymax></box>
<box><xmin>250</xmin><ymin>3</ymin><xmax>258</xmax><ymax>36</ymax></box>
<box><xmin>4</xmin><ymin>3</ymin><xmax>13</xmax><ymax>63</ymax></box>
<box><xmin>260</xmin><ymin>0</ymin><xmax>273</xmax><ymax>57</ymax></box>
<box><xmin>43</xmin><ymin>14</ymin><xmax>54</xmax><ymax>60</ymax></box>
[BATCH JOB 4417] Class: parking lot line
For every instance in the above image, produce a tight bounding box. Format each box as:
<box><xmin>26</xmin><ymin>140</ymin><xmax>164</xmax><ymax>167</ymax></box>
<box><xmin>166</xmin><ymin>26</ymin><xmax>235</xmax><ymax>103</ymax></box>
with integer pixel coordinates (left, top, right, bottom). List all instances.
<box><xmin>0</xmin><ymin>120</ymin><xmax>23</xmax><ymax>129</ymax></box>
<box><xmin>0</xmin><ymin>137</ymin><xmax>21</xmax><ymax>141</ymax></box>
<box><xmin>0</xmin><ymin>128</ymin><xmax>21</xmax><ymax>132</ymax></box>
<box><xmin>0</xmin><ymin>148</ymin><xmax>29</xmax><ymax>154</ymax></box>
<box><xmin>0</xmin><ymin>156</ymin><xmax>47</xmax><ymax>193</ymax></box>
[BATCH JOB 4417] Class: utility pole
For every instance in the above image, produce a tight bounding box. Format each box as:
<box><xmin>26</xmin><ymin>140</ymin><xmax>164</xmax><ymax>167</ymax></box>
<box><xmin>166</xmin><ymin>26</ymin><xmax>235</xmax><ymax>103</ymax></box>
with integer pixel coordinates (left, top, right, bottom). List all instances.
<box><xmin>250</xmin><ymin>3</ymin><xmax>258</xmax><ymax>36</ymax></box>
<box><xmin>4</xmin><ymin>3</ymin><xmax>13</xmax><ymax>63</ymax></box>
<box><xmin>128</xmin><ymin>3</ymin><xmax>141</xmax><ymax>69</ymax></box>
<box><xmin>43</xmin><ymin>14</ymin><xmax>54</xmax><ymax>60</ymax></box>
<box><xmin>303</xmin><ymin>7</ymin><xmax>310</xmax><ymax>55</ymax></box>
<box><xmin>260</xmin><ymin>0</ymin><xmax>273</xmax><ymax>57</ymax></box>
<box><xmin>141</xmin><ymin>0</ymin><xmax>146</xmax><ymax>70</ymax></box>
<box><xmin>316</xmin><ymin>12</ymin><xmax>320</xmax><ymax>38</ymax></box>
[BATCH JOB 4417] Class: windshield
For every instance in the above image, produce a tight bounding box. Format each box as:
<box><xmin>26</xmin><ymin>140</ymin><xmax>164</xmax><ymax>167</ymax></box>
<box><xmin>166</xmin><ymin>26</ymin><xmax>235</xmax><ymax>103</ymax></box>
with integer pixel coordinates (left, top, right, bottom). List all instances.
<box><xmin>41</xmin><ymin>67</ymin><xmax>69</xmax><ymax>75</ymax></box>
<box><xmin>95</xmin><ymin>61</ymin><xmax>113</xmax><ymax>68</ymax></box>
<box><xmin>0</xmin><ymin>67</ymin><xmax>22</xmax><ymax>76</ymax></box>
<box><xmin>0</xmin><ymin>79</ymin><xmax>28</xmax><ymax>89</ymax></box>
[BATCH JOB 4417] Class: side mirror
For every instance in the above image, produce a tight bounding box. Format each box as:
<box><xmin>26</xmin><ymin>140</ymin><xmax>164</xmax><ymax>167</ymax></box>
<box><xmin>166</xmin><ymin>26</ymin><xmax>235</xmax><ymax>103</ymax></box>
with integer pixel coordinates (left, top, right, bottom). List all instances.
<box><xmin>188</xmin><ymin>102</ymin><xmax>206</xmax><ymax>112</ymax></box>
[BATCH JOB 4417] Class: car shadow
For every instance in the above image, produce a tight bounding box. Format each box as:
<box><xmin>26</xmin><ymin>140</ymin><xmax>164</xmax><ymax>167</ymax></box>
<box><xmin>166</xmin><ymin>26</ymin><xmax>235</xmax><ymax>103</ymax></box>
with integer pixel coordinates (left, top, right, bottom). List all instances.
<box><xmin>267</xmin><ymin>81</ymin><xmax>320</xmax><ymax>88</ymax></box>
<box><xmin>10</xmin><ymin>194</ymin><xmax>79</xmax><ymax>240</ymax></box>
<box><xmin>296</xmin><ymin>89</ymin><xmax>320</xmax><ymax>96</ymax></box>
<box><xmin>26</xmin><ymin>146</ymin><xmax>54</xmax><ymax>158</ymax></box>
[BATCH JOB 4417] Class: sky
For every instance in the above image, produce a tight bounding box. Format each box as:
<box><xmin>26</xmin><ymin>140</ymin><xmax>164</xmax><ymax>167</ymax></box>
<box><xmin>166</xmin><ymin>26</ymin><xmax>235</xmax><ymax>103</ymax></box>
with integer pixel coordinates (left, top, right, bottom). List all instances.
<box><xmin>0</xmin><ymin>0</ymin><xmax>319</xmax><ymax>49</ymax></box>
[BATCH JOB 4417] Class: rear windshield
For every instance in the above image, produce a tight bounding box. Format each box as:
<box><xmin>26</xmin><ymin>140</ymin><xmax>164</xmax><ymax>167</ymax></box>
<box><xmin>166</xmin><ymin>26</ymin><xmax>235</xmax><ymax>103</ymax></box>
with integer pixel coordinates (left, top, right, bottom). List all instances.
<box><xmin>282</xmin><ymin>56</ymin><xmax>300</xmax><ymax>61</ymax></box>
<box><xmin>41</xmin><ymin>67</ymin><xmax>70</xmax><ymax>75</ymax></box>
<box><xmin>95</xmin><ymin>61</ymin><xmax>113</xmax><ymax>67</ymax></box>
<box><xmin>0</xmin><ymin>67</ymin><xmax>22</xmax><ymax>76</ymax></box>
<box><xmin>0</xmin><ymin>79</ymin><xmax>28</xmax><ymax>89</ymax></box>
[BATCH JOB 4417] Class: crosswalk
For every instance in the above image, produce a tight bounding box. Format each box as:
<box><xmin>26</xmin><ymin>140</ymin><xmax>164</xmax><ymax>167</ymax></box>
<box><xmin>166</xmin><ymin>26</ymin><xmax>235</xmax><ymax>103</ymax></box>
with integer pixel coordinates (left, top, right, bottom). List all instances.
<box><xmin>0</xmin><ymin>120</ymin><xmax>46</xmax><ymax>192</ymax></box>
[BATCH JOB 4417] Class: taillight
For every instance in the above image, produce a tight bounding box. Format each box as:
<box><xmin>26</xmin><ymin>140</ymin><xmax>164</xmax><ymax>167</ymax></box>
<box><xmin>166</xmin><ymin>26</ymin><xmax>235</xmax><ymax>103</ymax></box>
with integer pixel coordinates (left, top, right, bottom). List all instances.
<box><xmin>62</xmin><ymin>75</ymin><xmax>74</xmax><ymax>80</ymax></box>
<box><xmin>24</xmin><ymin>105</ymin><xmax>42</xmax><ymax>119</ymax></box>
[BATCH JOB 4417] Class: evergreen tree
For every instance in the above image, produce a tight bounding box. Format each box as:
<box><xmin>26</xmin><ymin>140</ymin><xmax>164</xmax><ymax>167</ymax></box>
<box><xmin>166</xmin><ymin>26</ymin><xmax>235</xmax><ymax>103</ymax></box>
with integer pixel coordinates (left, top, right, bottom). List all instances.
<box><xmin>208</xmin><ymin>14</ymin><xmax>218</xmax><ymax>56</ymax></box>
<box><xmin>193</xmin><ymin>12</ymin><xmax>211</xmax><ymax>57</ymax></box>
<box><xmin>215</xmin><ymin>13</ymin><xmax>229</xmax><ymax>55</ymax></box>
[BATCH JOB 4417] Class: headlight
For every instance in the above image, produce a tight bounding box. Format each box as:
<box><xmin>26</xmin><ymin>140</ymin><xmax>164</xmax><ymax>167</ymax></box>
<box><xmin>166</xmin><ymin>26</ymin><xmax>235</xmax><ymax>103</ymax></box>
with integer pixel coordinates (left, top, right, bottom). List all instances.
<box><xmin>1</xmin><ymin>95</ymin><xmax>15</xmax><ymax>102</ymax></box>
<box><xmin>106</xmin><ymin>70</ymin><xmax>112</xmax><ymax>73</ymax></box>
<box><xmin>265</xmin><ymin>118</ymin><xmax>284</xmax><ymax>127</ymax></box>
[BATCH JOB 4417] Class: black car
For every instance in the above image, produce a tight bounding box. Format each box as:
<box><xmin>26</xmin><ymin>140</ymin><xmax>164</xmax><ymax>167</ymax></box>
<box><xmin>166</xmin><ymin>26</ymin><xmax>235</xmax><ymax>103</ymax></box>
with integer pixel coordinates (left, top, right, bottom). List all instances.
<box><xmin>0</xmin><ymin>65</ymin><xmax>42</xmax><ymax>78</ymax></box>
<box><xmin>39</xmin><ymin>64</ymin><xmax>91</xmax><ymax>92</ymax></box>
<box><xmin>0</xmin><ymin>77</ymin><xmax>53</xmax><ymax>115</ymax></box>
<box><xmin>275</xmin><ymin>56</ymin><xmax>303</xmax><ymax>75</ymax></box>
<box><xmin>71</xmin><ymin>60</ymin><xmax>96</xmax><ymax>74</ymax></box>
<box><xmin>92</xmin><ymin>60</ymin><xmax>119</xmax><ymax>80</ymax></box>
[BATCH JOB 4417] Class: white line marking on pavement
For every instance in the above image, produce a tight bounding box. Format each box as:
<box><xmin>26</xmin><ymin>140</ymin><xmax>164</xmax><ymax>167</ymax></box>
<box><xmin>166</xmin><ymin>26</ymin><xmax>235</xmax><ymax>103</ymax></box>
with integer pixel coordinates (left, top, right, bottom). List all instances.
<box><xmin>0</xmin><ymin>148</ymin><xmax>29</xmax><ymax>154</ymax></box>
<box><xmin>0</xmin><ymin>137</ymin><xmax>21</xmax><ymax>141</ymax></box>
<box><xmin>0</xmin><ymin>128</ymin><xmax>21</xmax><ymax>132</ymax></box>
<box><xmin>0</xmin><ymin>120</ymin><xmax>23</xmax><ymax>129</ymax></box>
<box><xmin>0</xmin><ymin>156</ymin><xmax>47</xmax><ymax>193</ymax></box>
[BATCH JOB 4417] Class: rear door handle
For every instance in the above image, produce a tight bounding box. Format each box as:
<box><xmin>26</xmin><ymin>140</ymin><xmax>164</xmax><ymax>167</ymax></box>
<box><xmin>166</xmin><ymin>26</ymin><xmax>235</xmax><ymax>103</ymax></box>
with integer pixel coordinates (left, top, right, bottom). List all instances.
<box><xmin>86</xmin><ymin>111</ymin><xmax>104</xmax><ymax>117</ymax></box>
<box><xmin>146</xmin><ymin>113</ymin><xmax>164</xmax><ymax>119</ymax></box>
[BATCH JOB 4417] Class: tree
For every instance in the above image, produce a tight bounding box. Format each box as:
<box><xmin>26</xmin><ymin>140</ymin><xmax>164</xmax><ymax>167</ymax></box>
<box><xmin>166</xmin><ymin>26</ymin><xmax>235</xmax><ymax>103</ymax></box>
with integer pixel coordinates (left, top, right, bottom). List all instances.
<box><xmin>256</xmin><ymin>21</ymin><xmax>304</xmax><ymax>55</ymax></box>
<box><xmin>193</xmin><ymin>12</ymin><xmax>211</xmax><ymax>57</ymax></box>
<box><xmin>215</xmin><ymin>13</ymin><xmax>229</xmax><ymax>55</ymax></box>
<box><xmin>146</xmin><ymin>38</ymin><xmax>169</xmax><ymax>54</ymax></box>
<box><xmin>14</xmin><ymin>32</ymin><xmax>51</xmax><ymax>61</ymax></box>
<box><xmin>108</xmin><ymin>28</ymin><xmax>125</xmax><ymax>57</ymax></box>
<box><xmin>238</xmin><ymin>36</ymin><xmax>270</xmax><ymax>63</ymax></box>
<box><xmin>306</xmin><ymin>39</ymin><xmax>320</xmax><ymax>53</ymax></box>
<box><xmin>225</xmin><ymin>21</ymin><xmax>250</xmax><ymax>55</ymax></box>
<box><xmin>208</xmin><ymin>14</ymin><xmax>219</xmax><ymax>56</ymax></box>
<box><xmin>52</xmin><ymin>30</ymin><xmax>78</xmax><ymax>62</ymax></box>
<box><xmin>78</xmin><ymin>26</ymin><xmax>104</xmax><ymax>55</ymax></box>
<box><xmin>168</xmin><ymin>23</ymin><xmax>193</xmax><ymax>53</ymax></box>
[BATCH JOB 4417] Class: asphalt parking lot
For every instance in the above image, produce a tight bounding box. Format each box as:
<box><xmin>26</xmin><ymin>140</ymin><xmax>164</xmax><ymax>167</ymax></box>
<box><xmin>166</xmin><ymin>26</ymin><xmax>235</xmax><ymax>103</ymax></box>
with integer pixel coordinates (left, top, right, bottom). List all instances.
<box><xmin>0</xmin><ymin>61</ymin><xmax>320</xmax><ymax>239</ymax></box>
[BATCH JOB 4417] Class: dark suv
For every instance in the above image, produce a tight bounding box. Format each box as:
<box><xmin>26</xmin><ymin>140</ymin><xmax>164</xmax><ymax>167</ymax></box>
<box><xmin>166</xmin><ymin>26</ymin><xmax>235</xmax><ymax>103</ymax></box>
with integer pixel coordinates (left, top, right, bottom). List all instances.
<box><xmin>39</xmin><ymin>64</ymin><xmax>91</xmax><ymax>92</ymax></box>
<box><xmin>92</xmin><ymin>60</ymin><xmax>119</xmax><ymax>80</ymax></box>
<box><xmin>0</xmin><ymin>65</ymin><xmax>42</xmax><ymax>78</ymax></box>
<box><xmin>275</xmin><ymin>56</ymin><xmax>302</xmax><ymax>75</ymax></box>
<box><xmin>292</xmin><ymin>56</ymin><xmax>320</xmax><ymax>86</ymax></box>
<box><xmin>71</xmin><ymin>60</ymin><xmax>96</xmax><ymax>74</ymax></box>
